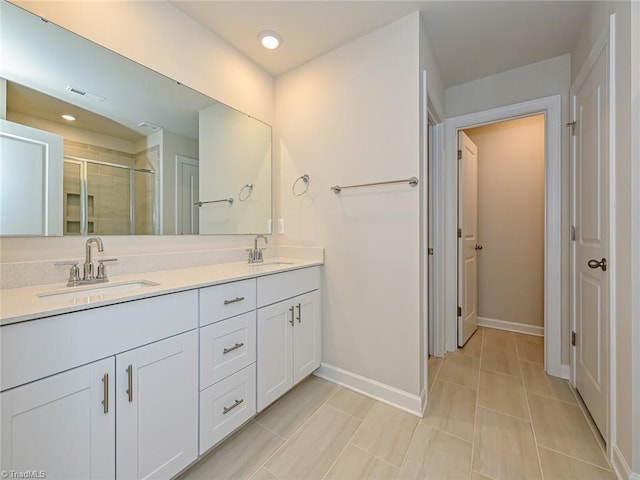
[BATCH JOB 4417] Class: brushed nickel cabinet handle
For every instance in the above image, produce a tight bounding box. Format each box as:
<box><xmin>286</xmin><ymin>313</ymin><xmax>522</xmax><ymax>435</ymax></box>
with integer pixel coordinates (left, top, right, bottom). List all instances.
<box><xmin>223</xmin><ymin>398</ymin><xmax>244</xmax><ymax>414</ymax></box>
<box><xmin>296</xmin><ymin>303</ymin><xmax>302</xmax><ymax>323</ymax></box>
<box><xmin>224</xmin><ymin>296</ymin><xmax>245</xmax><ymax>305</ymax></box>
<box><xmin>126</xmin><ymin>364</ymin><xmax>133</xmax><ymax>403</ymax></box>
<box><xmin>289</xmin><ymin>306</ymin><xmax>294</xmax><ymax>326</ymax></box>
<box><xmin>223</xmin><ymin>342</ymin><xmax>245</xmax><ymax>354</ymax></box>
<box><xmin>102</xmin><ymin>373</ymin><xmax>109</xmax><ymax>414</ymax></box>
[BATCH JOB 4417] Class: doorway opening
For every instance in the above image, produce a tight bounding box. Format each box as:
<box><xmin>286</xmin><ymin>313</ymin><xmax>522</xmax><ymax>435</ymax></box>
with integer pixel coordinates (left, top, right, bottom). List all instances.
<box><xmin>441</xmin><ymin>95</ymin><xmax>563</xmax><ymax>378</ymax></box>
<box><xmin>457</xmin><ymin>114</ymin><xmax>546</xmax><ymax>347</ymax></box>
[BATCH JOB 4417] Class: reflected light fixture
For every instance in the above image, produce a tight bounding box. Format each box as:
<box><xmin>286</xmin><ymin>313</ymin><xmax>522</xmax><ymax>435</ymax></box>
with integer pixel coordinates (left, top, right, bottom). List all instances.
<box><xmin>61</xmin><ymin>114</ymin><xmax>76</xmax><ymax>121</ymax></box>
<box><xmin>258</xmin><ymin>30</ymin><xmax>282</xmax><ymax>50</ymax></box>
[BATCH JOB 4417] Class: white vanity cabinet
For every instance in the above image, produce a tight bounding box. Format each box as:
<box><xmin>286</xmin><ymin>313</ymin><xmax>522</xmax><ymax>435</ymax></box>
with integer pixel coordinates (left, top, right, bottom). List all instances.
<box><xmin>198</xmin><ymin>279</ymin><xmax>257</xmax><ymax>454</ymax></box>
<box><xmin>116</xmin><ymin>330</ymin><xmax>198</xmax><ymax>480</ymax></box>
<box><xmin>257</xmin><ymin>267</ymin><xmax>321</xmax><ymax>411</ymax></box>
<box><xmin>0</xmin><ymin>358</ymin><xmax>116</xmax><ymax>480</ymax></box>
<box><xmin>0</xmin><ymin>291</ymin><xmax>199</xmax><ymax>480</ymax></box>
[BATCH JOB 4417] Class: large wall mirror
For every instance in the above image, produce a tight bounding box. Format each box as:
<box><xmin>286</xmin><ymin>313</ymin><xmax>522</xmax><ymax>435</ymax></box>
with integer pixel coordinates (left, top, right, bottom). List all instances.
<box><xmin>0</xmin><ymin>1</ymin><xmax>272</xmax><ymax>236</ymax></box>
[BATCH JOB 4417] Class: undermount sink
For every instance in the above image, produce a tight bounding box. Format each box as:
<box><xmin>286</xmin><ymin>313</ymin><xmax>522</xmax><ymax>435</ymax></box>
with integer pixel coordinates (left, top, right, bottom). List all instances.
<box><xmin>37</xmin><ymin>280</ymin><xmax>160</xmax><ymax>303</ymax></box>
<box><xmin>249</xmin><ymin>261</ymin><xmax>294</xmax><ymax>267</ymax></box>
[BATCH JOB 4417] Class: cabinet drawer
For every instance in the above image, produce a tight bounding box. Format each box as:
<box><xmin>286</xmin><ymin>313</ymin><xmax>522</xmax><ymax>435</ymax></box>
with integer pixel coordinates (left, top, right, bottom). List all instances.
<box><xmin>199</xmin><ymin>279</ymin><xmax>256</xmax><ymax>326</ymax></box>
<box><xmin>199</xmin><ymin>364</ymin><xmax>256</xmax><ymax>455</ymax></box>
<box><xmin>257</xmin><ymin>266</ymin><xmax>321</xmax><ymax>307</ymax></box>
<box><xmin>200</xmin><ymin>311</ymin><xmax>256</xmax><ymax>389</ymax></box>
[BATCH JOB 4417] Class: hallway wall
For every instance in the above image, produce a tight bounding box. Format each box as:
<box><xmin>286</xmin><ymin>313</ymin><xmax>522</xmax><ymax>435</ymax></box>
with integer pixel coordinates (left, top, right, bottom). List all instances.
<box><xmin>465</xmin><ymin>115</ymin><xmax>545</xmax><ymax>331</ymax></box>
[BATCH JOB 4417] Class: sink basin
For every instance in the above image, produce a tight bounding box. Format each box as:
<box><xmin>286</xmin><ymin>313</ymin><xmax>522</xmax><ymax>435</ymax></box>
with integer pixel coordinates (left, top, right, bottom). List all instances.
<box><xmin>37</xmin><ymin>280</ymin><xmax>160</xmax><ymax>303</ymax></box>
<box><xmin>249</xmin><ymin>261</ymin><xmax>294</xmax><ymax>267</ymax></box>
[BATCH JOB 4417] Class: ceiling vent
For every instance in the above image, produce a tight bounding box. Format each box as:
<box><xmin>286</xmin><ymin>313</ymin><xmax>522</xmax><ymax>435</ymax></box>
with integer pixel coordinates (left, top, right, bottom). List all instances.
<box><xmin>65</xmin><ymin>85</ymin><xmax>106</xmax><ymax>102</ymax></box>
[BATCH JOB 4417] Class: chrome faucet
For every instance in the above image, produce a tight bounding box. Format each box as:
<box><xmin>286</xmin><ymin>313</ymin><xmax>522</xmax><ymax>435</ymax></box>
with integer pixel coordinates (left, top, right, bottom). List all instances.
<box><xmin>56</xmin><ymin>236</ymin><xmax>118</xmax><ymax>286</ymax></box>
<box><xmin>84</xmin><ymin>237</ymin><xmax>104</xmax><ymax>280</ymax></box>
<box><xmin>248</xmin><ymin>235</ymin><xmax>268</xmax><ymax>263</ymax></box>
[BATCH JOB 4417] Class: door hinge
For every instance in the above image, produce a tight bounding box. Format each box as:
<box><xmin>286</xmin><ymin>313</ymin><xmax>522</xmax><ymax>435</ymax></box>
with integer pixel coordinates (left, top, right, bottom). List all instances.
<box><xmin>457</xmin><ymin>306</ymin><xmax>462</xmax><ymax>317</ymax></box>
<box><xmin>566</xmin><ymin>121</ymin><xmax>576</xmax><ymax>136</ymax></box>
<box><xmin>457</xmin><ymin>149</ymin><xmax>462</xmax><ymax>160</ymax></box>
<box><xmin>457</xmin><ymin>228</ymin><xmax>462</xmax><ymax>238</ymax></box>
<box><xmin>571</xmin><ymin>331</ymin><xmax>576</xmax><ymax>346</ymax></box>
<box><xmin>571</xmin><ymin>225</ymin><xmax>576</xmax><ymax>241</ymax></box>
<box><xmin>428</xmin><ymin>247</ymin><xmax>434</xmax><ymax>255</ymax></box>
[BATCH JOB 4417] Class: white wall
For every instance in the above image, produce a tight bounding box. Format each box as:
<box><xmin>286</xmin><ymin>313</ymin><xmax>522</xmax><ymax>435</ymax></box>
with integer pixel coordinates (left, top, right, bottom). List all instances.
<box><xmin>444</xmin><ymin>55</ymin><xmax>572</xmax><ymax>365</ymax></box>
<box><xmin>571</xmin><ymin>2</ymin><xmax>637</xmax><ymax>476</ymax></box>
<box><xmin>2</xmin><ymin>1</ymin><xmax>274</xmax><ymax>264</ymax></box>
<box><xmin>276</xmin><ymin>12</ymin><xmax>423</xmax><ymax>404</ymax></box>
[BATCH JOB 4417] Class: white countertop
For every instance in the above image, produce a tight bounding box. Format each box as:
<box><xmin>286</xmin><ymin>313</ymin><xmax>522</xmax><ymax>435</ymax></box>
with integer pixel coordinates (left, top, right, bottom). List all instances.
<box><xmin>0</xmin><ymin>257</ymin><xmax>322</xmax><ymax>326</ymax></box>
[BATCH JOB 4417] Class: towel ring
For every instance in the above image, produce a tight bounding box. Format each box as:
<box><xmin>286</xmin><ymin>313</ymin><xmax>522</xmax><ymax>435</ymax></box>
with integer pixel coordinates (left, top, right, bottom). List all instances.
<box><xmin>292</xmin><ymin>174</ymin><xmax>310</xmax><ymax>196</ymax></box>
<box><xmin>238</xmin><ymin>183</ymin><xmax>253</xmax><ymax>201</ymax></box>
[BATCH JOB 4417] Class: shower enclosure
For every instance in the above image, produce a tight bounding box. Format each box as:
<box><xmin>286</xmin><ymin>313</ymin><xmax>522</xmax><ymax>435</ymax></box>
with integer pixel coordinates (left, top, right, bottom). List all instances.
<box><xmin>63</xmin><ymin>156</ymin><xmax>156</xmax><ymax>235</ymax></box>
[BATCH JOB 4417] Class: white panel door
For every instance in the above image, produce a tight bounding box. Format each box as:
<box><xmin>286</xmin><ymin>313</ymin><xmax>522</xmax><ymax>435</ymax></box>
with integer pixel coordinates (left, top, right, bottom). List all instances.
<box><xmin>176</xmin><ymin>155</ymin><xmax>199</xmax><ymax>234</ymax></box>
<box><xmin>0</xmin><ymin>119</ymin><xmax>63</xmax><ymax>236</ymax></box>
<box><xmin>574</xmin><ymin>42</ymin><xmax>609</xmax><ymax>438</ymax></box>
<box><xmin>293</xmin><ymin>290</ymin><xmax>321</xmax><ymax>384</ymax></box>
<box><xmin>1</xmin><ymin>357</ymin><xmax>115</xmax><ymax>480</ymax></box>
<box><xmin>116</xmin><ymin>330</ymin><xmax>198</xmax><ymax>480</ymax></box>
<box><xmin>257</xmin><ymin>299</ymin><xmax>294</xmax><ymax>411</ymax></box>
<box><xmin>458</xmin><ymin>131</ymin><xmax>479</xmax><ymax>346</ymax></box>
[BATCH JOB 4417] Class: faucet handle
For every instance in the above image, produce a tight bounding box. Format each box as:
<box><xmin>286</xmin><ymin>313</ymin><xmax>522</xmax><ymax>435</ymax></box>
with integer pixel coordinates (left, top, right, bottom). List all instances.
<box><xmin>56</xmin><ymin>261</ymin><xmax>80</xmax><ymax>286</ymax></box>
<box><xmin>96</xmin><ymin>258</ymin><xmax>118</xmax><ymax>281</ymax></box>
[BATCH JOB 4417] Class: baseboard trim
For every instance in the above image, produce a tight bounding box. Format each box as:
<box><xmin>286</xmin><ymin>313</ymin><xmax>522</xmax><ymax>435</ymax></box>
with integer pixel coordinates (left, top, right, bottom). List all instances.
<box><xmin>315</xmin><ymin>363</ymin><xmax>423</xmax><ymax>417</ymax></box>
<box><xmin>477</xmin><ymin>316</ymin><xmax>544</xmax><ymax>337</ymax></box>
<box><xmin>611</xmin><ymin>445</ymin><xmax>638</xmax><ymax>480</ymax></box>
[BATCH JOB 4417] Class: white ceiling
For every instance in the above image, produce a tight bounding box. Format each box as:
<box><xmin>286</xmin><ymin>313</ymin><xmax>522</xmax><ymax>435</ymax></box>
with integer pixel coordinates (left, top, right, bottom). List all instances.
<box><xmin>173</xmin><ymin>1</ymin><xmax>591</xmax><ymax>87</ymax></box>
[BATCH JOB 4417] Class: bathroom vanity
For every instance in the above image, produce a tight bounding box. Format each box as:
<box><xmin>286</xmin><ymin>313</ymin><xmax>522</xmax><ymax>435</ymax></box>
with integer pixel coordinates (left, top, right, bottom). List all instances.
<box><xmin>0</xmin><ymin>260</ymin><xmax>322</xmax><ymax>479</ymax></box>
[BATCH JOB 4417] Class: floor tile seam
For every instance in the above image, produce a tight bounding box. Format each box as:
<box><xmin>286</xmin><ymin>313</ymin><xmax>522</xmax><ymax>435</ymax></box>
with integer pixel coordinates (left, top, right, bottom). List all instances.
<box><xmin>393</xmin><ymin>416</ymin><xmax>421</xmax><ymax>474</ymax></box>
<box><xmin>432</xmin><ymin>377</ymin><xmax>479</xmax><ymax>394</ymax></box>
<box><xmin>479</xmin><ymin>364</ymin><xmax>523</xmax><ymax>379</ymax></box>
<box><xmin>469</xmin><ymin>328</ymin><xmax>484</xmax><ymax>480</ymax></box>
<box><xmin>525</xmin><ymin>391</ymin><xmax>585</xmax><ymax>412</ymax></box>
<box><xmin>322</xmin><ymin>401</ymin><xmax>369</xmax><ymax>423</ymax></box>
<box><xmin>346</xmin><ymin>442</ymin><xmax>401</xmax><ymax>472</ymax></box>
<box><xmin>475</xmin><ymin>401</ymin><xmax>531</xmax><ymax>422</ymax></box>
<box><xmin>415</xmin><ymin>423</ymin><xmax>474</xmax><ymax>445</ymax></box>
<box><xmin>536</xmin><ymin>445</ymin><xmax>614</xmax><ymax>472</ymax></box>
<box><xmin>565</xmin><ymin>385</ymin><xmax>609</xmax><ymax>455</ymax></box>
<box><xmin>430</xmin><ymin>355</ymin><xmax>445</xmax><ymax>385</ymax></box>
<box><xmin>517</xmin><ymin>352</ymin><xmax>546</xmax><ymax>480</ymax></box>
<box><xmin>520</xmin><ymin>388</ymin><xmax>579</xmax><ymax>406</ymax></box>
<box><xmin>319</xmin><ymin>431</ymin><xmax>360</xmax><ymax>480</ymax></box>
<box><xmin>251</xmin><ymin>419</ymin><xmax>288</xmax><ymax>442</ymax></box>
<box><xmin>261</xmin><ymin>465</ymin><xmax>284</xmax><ymax>480</ymax></box>
<box><xmin>259</xmin><ymin>402</ymin><xmax>341</xmax><ymax>470</ymax></box>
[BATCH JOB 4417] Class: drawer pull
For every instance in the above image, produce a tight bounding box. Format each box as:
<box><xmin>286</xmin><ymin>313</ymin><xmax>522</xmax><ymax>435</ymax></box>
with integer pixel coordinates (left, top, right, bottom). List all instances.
<box><xmin>223</xmin><ymin>398</ymin><xmax>244</xmax><ymax>414</ymax></box>
<box><xmin>102</xmin><ymin>373</ymin><xmax>109</xmax><ymax>414</ymax></box>
<box><xmin>296</xmin><ymin>303</ymin><xmax>302</xmax><ymax>323</ymax></box>
<box><xmin>223</xmin><ymin>342</ymin><xmax>245</xmax><ymax>354</ymax></box>
<box><xmin>126</xmin><ymin>364</ymin><xmax>133</xmax><ymax>403</ymax></box>
<box><xmin>289</xmin><ymin>306</ymin><xmax>294</xmax><ymax>326</ymax></box>
<box><xmin>224</xmin><ymin>296</ymin><xmax>245</xmax><ymax>305</ymax></box>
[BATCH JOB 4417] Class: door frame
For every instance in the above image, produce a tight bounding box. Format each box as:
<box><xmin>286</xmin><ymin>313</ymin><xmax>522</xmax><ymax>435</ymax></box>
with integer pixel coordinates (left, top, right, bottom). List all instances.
<box><xmin>175</xmin><ymin>155</ymin><xmax>199</xmax><ymax>234</ymax></box>
<box><xmin>570</xmin><ymin>16</ymin><xmax>616</xmax><ymax>463</ymax></box>
<box><xmin>442</xmin><ymin>94</ymin><xmax>563</xmax><ymax>378</ymax></box>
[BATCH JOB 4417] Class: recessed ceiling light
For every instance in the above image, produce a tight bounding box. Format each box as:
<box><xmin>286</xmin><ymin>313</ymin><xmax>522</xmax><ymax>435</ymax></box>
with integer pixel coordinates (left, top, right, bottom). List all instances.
<box><xmin>258</xmin><ymin>30</ymin><xmax>282</xmax><ymax>50</ymax></box>
<box><xmin>61</xmin><ymin>114</ymin><xmax>76</xmax><ymax>121</ymax></box>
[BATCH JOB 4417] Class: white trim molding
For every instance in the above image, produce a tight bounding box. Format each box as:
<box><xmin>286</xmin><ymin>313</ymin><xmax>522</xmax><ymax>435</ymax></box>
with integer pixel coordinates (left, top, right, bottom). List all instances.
<box><xmin>442</xmin><ymin>95</ymin><xmax>563</xmax><ymax>378</ymax></box>
<box><xmin>612</xmin><ymin>445</ymin><xmax>638</xmax><ymax>480</ymax></box>
<box><xmin>315</xmin><ymin>363</ymin><xmax>423</xmax><ymax>417</ymax></box>
<box><xmin>477</xmin><ymin>317</ymin><xmax>543</xmax><ymax>337</ymax></box>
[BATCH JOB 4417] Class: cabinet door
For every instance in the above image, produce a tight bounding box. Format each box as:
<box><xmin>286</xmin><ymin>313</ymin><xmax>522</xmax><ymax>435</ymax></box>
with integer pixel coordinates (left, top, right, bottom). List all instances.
<box><xmin>293</xmin><ymin>290</ymin><xmax>322</xmax><ymax>384</ymax></box>
<box><xmin>257</xmin><ymin>299</ymin><xmax>294</xmax><ymax>411</ymax></box>
<box><xmin>1</xmin><ymin>358</ymin><xmax>115</xmax><ymax>480</ymax></box>
<box><xmin>116</xmin><ymin>331</ymin><xmax>198</xmax><ymax>480</ymax></box>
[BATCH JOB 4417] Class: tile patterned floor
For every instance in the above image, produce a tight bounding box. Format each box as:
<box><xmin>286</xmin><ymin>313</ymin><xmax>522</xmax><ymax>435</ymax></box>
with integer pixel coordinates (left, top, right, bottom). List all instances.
<box><xmin>179</xmin><ymin>327</ymin><xmax>614</xmax><ymax>480</ymax></box>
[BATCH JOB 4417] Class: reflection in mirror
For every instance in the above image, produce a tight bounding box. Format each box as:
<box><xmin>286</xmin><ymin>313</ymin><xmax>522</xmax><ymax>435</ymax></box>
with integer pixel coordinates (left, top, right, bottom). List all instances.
<box><xmin>0</xmin><ymin>1</ymin><xmax>272</xmax><ymax>236</ymax></box>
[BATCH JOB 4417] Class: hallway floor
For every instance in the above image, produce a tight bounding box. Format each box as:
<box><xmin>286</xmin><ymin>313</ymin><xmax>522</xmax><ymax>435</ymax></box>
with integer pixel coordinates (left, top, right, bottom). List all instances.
<box><xmin>179</xmin><ymin>327</ymin><xmax>614</xmax><ymax>480</ymax></box>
